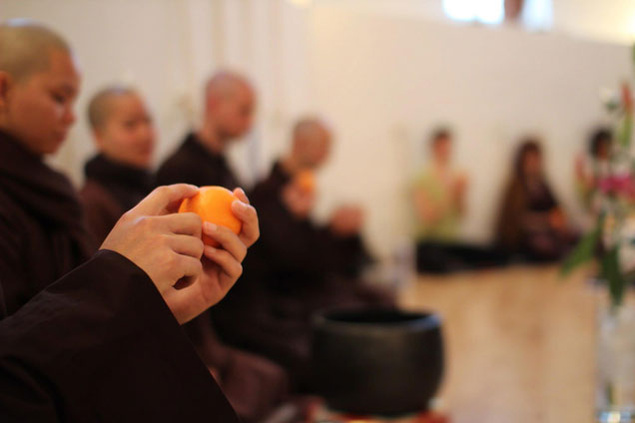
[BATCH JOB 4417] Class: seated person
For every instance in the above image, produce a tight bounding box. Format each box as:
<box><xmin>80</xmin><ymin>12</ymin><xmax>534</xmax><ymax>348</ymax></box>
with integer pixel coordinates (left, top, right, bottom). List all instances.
<box><xmin>80</xmin><ymin>85</ymin><xmax>155</xmax><ymax>244</ymax></box>
<box><xmin>575</xmin><ymin>127</ymin><xmax>612</xmax><ymax>219</ymax></box>
<box><xmin>496</xmin><ymin>138</ymin><xmax>577</xmax><ymax>262</ymax></box>
<box><xmin>413</xmin><ymin>128</ymin><xmax>507</xmax><ymax>273</ymax></box>
<box><xmin>153</xmin><ymin>73</ymin><xmax>289</xmax><ymax>422</ymax></box>
<box><xmin>212</xmin><ymin>117</ymin><xmax>394</xmax><ymax>390</ymax></box>
<box><xmin>1</xmin><ymin>184</ymin><xmax>256</xmax><ymax>422</ymax></box>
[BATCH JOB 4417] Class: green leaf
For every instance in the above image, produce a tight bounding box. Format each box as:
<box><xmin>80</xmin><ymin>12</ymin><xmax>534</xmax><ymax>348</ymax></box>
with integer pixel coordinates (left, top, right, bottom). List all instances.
<box><xmin>601</xmin><ymin>246</ymin><xmax>626</xmax><ymax>308</ymax></box>
<box><xmin>618</xmin><ymin>112</ymin><xmax>633</xmax><ymax>149</ymax></box>
<box><xmin>560</xmin><ymin>220</ymin><xmax>602</xmax><ymax>277</ymax></box>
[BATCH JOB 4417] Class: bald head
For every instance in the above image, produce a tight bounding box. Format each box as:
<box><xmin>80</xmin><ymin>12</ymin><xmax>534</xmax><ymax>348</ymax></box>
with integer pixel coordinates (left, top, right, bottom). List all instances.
<box><xmin>291</xmin><ymin>117</ymin><xmax>332</xmax><ymax>169</ymax></box>
<box><xmin>201</xmin><ymin>70</ymin><xmax>255</xmax><ymax>143</ymax></box>
<box><xmin>88</xmin><ymin>85</ymin><xmax>137</xmax><ymax>130</ymax></box>
<box><xmin>205</xmin><ymin>71</ymin><xmax>252</xmax><ymax>101</ymax></box>
<box><xmin>0</xmin><ymin>19</ymin><xmax>71</xmax><ymax>82</ymax></box>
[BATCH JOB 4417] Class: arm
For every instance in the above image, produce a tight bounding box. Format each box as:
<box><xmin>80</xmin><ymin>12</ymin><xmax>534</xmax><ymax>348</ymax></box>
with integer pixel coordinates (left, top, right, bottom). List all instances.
<box><xmin>0</xmin><ymin>184</ymin><xmax>258</xmax><ymax>421</ymax></box>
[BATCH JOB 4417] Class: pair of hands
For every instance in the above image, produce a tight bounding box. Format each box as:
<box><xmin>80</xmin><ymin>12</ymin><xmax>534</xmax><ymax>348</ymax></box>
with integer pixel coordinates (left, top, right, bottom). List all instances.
<box><xmin>100</xmin><ymin>184</ymin><xmax>259</xmax><ymax>324</ymax></box>
<box><xmin>282</xmin><ymin>182</ymin><xmax>315</xmax><ymax>219</ymax></box>
<box><xmin>282</xmin><ymin>180</ymin><xmax>364</xmax><ymax>236</ymax></box>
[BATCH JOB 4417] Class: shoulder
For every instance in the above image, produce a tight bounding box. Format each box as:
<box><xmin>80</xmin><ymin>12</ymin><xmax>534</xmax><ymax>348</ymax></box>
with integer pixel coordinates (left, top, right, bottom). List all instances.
<box><xmin>80</xmin><ymin>180</ymin><xmax>122</xmax><ymax>214</ymax></box>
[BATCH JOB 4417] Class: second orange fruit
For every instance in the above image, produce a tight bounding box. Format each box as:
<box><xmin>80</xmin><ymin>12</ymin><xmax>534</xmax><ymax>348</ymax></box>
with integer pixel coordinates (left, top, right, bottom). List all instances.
<box><xmin>178</xmin><ymin>186</ymin><xmax>242</xmax><ymax>247</ymax></box>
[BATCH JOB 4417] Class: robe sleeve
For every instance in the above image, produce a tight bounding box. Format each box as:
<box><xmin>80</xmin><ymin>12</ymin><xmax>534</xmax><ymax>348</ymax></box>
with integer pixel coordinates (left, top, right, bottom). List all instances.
<box><xmin>0</xmin><ymin>250</ymin><xmax>239</xmax><ymax>422</ymax></box>
<box><xmin>0</xmin><ymin>208</ymin><xmax>29</xmax><ymax>317</ymax></box>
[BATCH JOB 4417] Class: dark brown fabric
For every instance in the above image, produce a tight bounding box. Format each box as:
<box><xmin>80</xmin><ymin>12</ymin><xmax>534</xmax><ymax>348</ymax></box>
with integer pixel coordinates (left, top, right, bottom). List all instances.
<box><xmin>80</xmin><ymin>154</ymin><xmax>153</xmax><ymax>246</ymax></box>
<box><xmin>184</xmin><ymin>315</ymin><xmax>288</xmax><ymax>422</ymax></box>
<box><xmin>79</xmin><ymin>180</ymin><xmax>123</xmax><ymax>247</ymax></box>
<box><xmin>213</xmin><ymin>161</ymin><xmax>393</xmax><ymax>389</ymax></box>
<box><xmin>0</xmin><ymin>250</ymin><xmax>239</xmax><ymax>422</ymax></box>
<box><xmin>0</xmin><ymin>130</ymin><xmax>95</xmax><ymax>316</ymax></box>
<box><xmin>156</xmin><ymin>132</ymin><xmax>240</xmax><ymax>189</ymax></box>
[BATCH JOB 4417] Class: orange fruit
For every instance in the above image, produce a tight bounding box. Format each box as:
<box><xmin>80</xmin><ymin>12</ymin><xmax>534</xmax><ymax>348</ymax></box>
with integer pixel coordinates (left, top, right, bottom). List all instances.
<box><xmin>178</xmin><ymin>186</ymin><xmax>242</xmax><ymax>247</ymax></box>
<box><xmin>295</xmin><ymin>170</ymin><xmax>316</xmax><ymax>193</ymax></box>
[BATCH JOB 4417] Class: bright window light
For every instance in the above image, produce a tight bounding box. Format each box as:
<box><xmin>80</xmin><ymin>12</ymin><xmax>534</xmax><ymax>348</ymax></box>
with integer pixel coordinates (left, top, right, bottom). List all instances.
<box><xmin>443</xmin><ymin>0</ymin><xmax>505</xmax><ymax>25</ymax></box>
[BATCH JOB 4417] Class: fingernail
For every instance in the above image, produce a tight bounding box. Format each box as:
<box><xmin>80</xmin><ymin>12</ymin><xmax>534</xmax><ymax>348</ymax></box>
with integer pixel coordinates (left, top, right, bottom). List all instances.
<box><xmin>234</xmin><ymin>201</ymin><xmax>248</xmax><ymax>210</ymax></box>
<box><xmin>206</xmin><ymin>246</ymin><xmax>217</xmax><ymax>254</ymax></box>
<box><xmin>204</xmin><ymin>222</ymin><xmax>217</xmax><ymax>232</ymax></box>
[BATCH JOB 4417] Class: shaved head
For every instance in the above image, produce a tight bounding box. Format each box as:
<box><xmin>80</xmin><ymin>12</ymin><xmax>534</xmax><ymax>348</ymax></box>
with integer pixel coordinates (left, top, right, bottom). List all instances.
<box><xmin>200</xmin><ymin>70</ymin><xmax>255</xmax><ymax>144</ymax></box>
<box><xmin>88</xmin><ymin>85</ymin><xmax>137</xmax><ymax>130</ymax></box>
<box><xmin>205</xmin><ymin>70</ymin><xmax>252</xmax><ymax>102</ymax></box>
<box><xmin>291</xmin><ymin>117</ymin><xmax>332</xmax><ymax>169</ymax></box>
<box><xmin>0</xmin><ymin>19</ymin><xmax>71</xmax><ymax>82</ymax></box>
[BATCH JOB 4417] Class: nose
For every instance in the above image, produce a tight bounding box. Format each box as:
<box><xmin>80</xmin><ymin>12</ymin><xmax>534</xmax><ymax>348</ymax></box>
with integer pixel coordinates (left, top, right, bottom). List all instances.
<box><xmin>63</xmin><ymin>106</ymin><xmax>76</xmax><ymax>126</ymax></box>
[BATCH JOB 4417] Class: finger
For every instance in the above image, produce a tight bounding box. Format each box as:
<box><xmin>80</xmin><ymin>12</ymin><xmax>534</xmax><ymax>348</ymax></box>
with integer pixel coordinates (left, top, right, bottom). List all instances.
<box><xmin>168</xmin><ymin>234</ymin><xmax>205</xmax><ymax>260</ymax></box>
<box><xmin>231</xmin><ymin>200</ymin><xmax>259</xmax><ymax>247</ymax></box>
<box><xmin>163</xmin><ymin>264</ymin><xmax>235</xmax><ymax>324</ymax></box>
<box><xmin>173</xmin><ymin>254</ymin><xmax>203</xmax><ymax>282</ymax></box>
<box><xmin>156</xmin><ymin>212</ymin><xmax>203</xmax><ymax>237</ymax></box>
<box><xmin>203</xmin><ymin>223</ymin><xmax>247</xmax><ymax>262</ymax></box>
<box><xmin>163</xmin><ymin>281</ymin><xmax>210</xmax><ymax>324</ymax></box>
<box><xmin>232</xmin><ymin>187</ymin><xmax>250</xmax><ymax>205</ymax></box>
<box><xmin>203</xmin><ymin>245</ymin><xmax>244</xmax><ymax>280</ymax></box>
<box><xmin>133</xmin><ymin>184</ymin><xmax>199</xmax><ymax>216</ymax></box>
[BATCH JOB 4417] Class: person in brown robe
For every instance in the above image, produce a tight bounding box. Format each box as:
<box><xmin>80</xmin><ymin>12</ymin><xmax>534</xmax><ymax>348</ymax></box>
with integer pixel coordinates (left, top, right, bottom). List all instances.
<box><xmin>0</xmin><ymin>20</ymin><xmax>259</xmax><ymax>421</ymax></box>
<box><xmin>156</xmin><ymin>70</ymin><xmax>255</xmax><ymax>189</ymax></box>
<box><xmin>212</xmin><ymin>117</ymin><xmax>395</xmax><ymax>390</ymax></box>
<box><xmin>156</xmin><ymin>71</ymin><xmax>291</xmax><ymax>420</ymax></box>
<box><xmin>0</xmin><ymin>184</ymin><xmax>256</xmax><ymax>422</ymax></box>
<box><xmin>80</xmin><ymin>86</ymin><xmax>155</xmax><ymax>244</ymax></box>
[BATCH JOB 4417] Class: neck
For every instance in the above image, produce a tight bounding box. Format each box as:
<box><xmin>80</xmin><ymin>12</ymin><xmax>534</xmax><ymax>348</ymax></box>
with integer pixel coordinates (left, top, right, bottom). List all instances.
<box><xmin>281</xmin><ymin>155</ymin><xmax>303</xmax><ymax>176</ymax></box>
<box><xmin>197</xmin><ymin>120</ymin><xmax>225</xmax><ymax>154</ymax></box>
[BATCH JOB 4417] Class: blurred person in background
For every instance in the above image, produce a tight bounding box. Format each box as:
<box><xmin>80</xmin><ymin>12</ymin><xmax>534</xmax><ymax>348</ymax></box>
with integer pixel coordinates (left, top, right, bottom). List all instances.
<box><xmin>575</xmin><ymin>127</ymin><xmax>613</xmax><ymax>219</ymax></box>
<box><xmin>80</xmin><ymin>86</ymin><xmax>155</xmax><ymax>244</ymax></box>
<box><xmin>413</xmin><ymin>128</ymin><xmax>507</xmax><ymax>273</ymax></box>
<box><xmin>156</xmin><ymin>70</ymin><xmax>254</xmax><ymax>189</ymax></box>
<box><xmin>212</xmin><ymin>117</ymin><xmax>394</xmax><ymax>391</ymax></box>
<box><xmin>155</xmin><ymin>70</ymin><xmax>289</xmax><ymax>422</ymax></box>
<box><xmin>496</xmin><ymin>138</ymin><xmax>578</xmax><ymax>262</ymax></box>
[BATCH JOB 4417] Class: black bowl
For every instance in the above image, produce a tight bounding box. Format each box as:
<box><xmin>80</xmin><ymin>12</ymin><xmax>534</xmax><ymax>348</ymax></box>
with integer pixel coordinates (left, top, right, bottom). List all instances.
<box><xmin>312</xmin><ymin>308</ymin><xmax>444</xmax><ymax>416</ymax></box>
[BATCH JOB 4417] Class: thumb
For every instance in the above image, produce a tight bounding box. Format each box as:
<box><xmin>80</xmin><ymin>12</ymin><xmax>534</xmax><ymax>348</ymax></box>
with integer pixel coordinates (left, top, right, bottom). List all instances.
<box><xmin>133</xmin><ymin>184</ymin><xmax>199</xmax><ymax>216</ymax></box>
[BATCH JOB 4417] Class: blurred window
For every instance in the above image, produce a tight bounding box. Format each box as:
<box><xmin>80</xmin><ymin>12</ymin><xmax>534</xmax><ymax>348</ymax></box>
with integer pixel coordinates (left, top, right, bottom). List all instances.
<box><xmin>443</xmin><ymin>0</ymin><xmax>505</xmax><ymax>25</ymax></box>
<box><xmin>443</xmin><ymin>0</ymin><xmax>552</xmax><ymax>29</ymax></box>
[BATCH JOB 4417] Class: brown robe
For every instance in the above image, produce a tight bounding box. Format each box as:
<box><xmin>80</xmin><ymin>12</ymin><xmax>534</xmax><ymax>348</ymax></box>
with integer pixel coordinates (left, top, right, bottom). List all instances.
<box><xmin>156</xmin><ymin>131</ymin><xmax>289</xmax><ymax>420</ymax></box>
<box><xmin>212</xmin><ymin>161</ymin><xmax>394</xmax><ymax>389</ymax></box>
<box><xmin>0</xmin><ymin>130</ymin><xmax>94</xmax><ymax>316</ymax></box>
<box><xmin>80</xmin><ymin>154</ymin><xmax>154</xmax><ymax>245</ymax></box>
<box><xmin>156</xmin><ymin>132</ymin><xmax>240</xmax><ymax>189</ymax></box>
<box><xmin>0</xmin><ymin>130</ymin><xmax>238</xmax><ymax>421</ymax></box>
<box><xmin>0</xmin><ymin>250</ymin><xmax>239</xmax><ymax>422</ymax></box>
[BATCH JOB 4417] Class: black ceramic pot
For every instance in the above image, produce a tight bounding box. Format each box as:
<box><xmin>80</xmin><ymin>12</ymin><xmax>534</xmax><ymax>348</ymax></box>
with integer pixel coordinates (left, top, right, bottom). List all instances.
<box><xmin>312</xmin><ymin>308</ymin><xmax>444</xmax><ymax>416</ymax></box>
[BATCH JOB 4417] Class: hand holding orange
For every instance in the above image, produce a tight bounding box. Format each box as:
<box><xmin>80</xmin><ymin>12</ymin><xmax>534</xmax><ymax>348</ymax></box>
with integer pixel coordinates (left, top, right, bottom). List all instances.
<box><xmin>178</xmin><ymin>186</ymin><xmax>242</xmax><ymax>247</ymax></box>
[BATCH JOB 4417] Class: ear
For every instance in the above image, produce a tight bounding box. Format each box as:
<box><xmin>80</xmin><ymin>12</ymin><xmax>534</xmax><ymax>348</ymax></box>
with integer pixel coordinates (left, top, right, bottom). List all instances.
<box><xmin>0</xmin><ymin>71</ymin><xmax>14</xmax><ymax>112</ymax></box>
<box><xmin>92</xmin><ymin>127</ymin><xmax>107</xmax><ymax>150</ymax></box>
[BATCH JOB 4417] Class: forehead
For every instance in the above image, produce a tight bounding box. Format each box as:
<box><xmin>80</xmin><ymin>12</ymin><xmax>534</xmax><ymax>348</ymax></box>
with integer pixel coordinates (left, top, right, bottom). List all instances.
<box><xmin>29</xmin><ymin>49</ymin><xmax>80</xmax><ymax>89</ymax></box>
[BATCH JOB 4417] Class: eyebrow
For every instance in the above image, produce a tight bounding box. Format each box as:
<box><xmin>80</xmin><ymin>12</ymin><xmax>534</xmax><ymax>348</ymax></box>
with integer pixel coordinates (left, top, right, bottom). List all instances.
<box><xmin>57</xmin><ymin>83</ymin><xmax>78</xmax><ymax>97</ymax></box>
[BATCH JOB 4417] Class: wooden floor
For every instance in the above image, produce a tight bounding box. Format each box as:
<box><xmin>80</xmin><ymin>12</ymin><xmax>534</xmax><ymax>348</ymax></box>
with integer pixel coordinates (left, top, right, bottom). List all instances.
<box><xmin>398</xmin><ymin>265</ymin><xmax>600</xmax><ymax>423</ymax></box>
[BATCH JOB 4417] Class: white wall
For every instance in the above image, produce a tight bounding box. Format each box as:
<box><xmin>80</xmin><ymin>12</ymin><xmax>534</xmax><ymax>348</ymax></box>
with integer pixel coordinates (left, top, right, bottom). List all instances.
<box><xmin>308</xmin><ymin>7</ymin><xmax>631</xmax><ymax>257</ymax></box>
<box><xmin>2</xmin><ymin>0</ymin><xmax>634</xmax><ymax>259</ymax></box>
<box><xmin>0</xmin><ymin>0</ymin><xmax>312</xmax><ymax>186</ymax></box>
<box><xmin>2</xmin><ymin>0</ymin><xmax>198</xmax><ymax>182</ymax></box>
